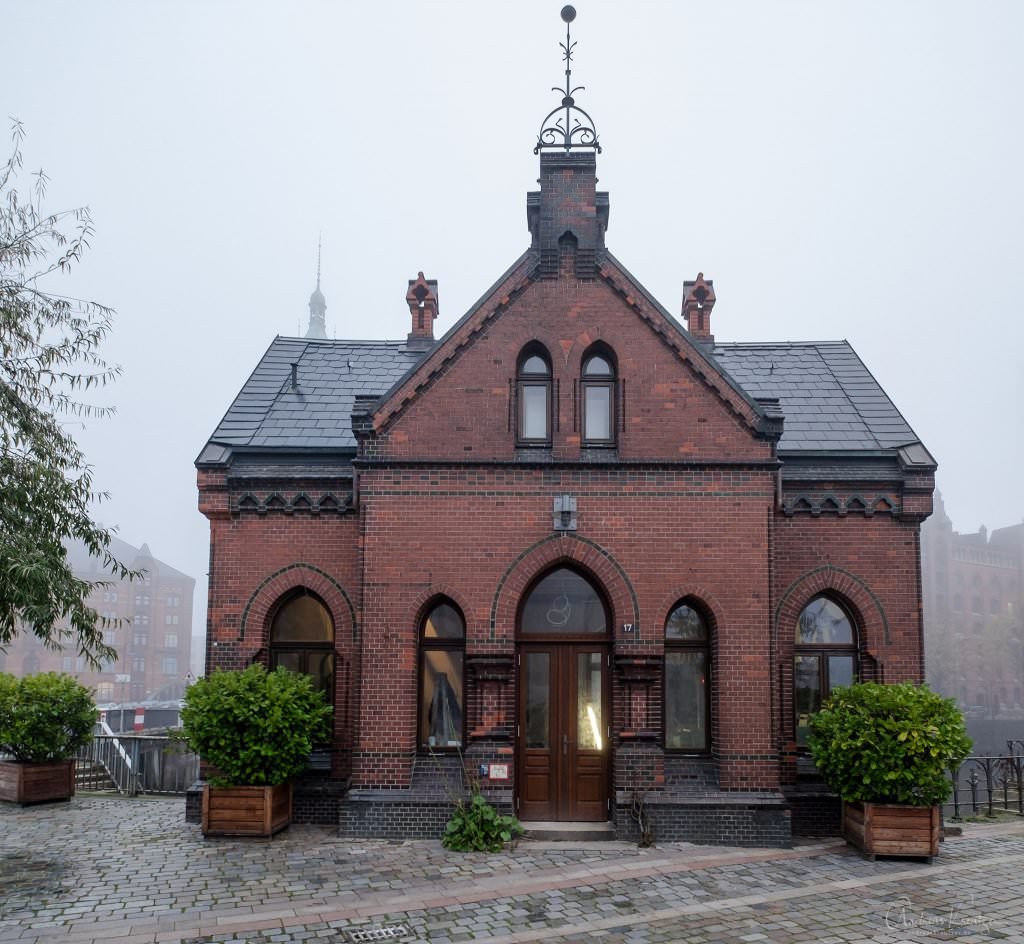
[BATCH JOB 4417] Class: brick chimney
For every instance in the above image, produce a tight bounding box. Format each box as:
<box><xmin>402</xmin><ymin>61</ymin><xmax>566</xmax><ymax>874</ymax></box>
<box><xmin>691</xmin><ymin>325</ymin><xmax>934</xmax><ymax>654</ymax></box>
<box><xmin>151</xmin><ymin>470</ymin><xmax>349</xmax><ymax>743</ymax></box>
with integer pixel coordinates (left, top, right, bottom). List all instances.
<box><xmin>527</xmin><ymin>152</ymin><xmax>609</xmax><ymax>279</ymax></box>
<box><xmin>682</xmin><ymin>272</ymin><xmax>716</xmax><ymax>342</ymax></box>
<box><xmin>406</xmin><ymin>272</ymin><xmax>438</xmax><ymax>350</ymax></box>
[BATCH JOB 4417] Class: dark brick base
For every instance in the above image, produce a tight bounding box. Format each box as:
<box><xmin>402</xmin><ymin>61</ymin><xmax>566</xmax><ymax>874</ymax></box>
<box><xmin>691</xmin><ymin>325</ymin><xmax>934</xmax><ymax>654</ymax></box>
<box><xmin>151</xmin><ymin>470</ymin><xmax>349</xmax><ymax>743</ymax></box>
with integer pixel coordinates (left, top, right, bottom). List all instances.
<box><xmin>784</xmin><ymin>785</ymin><xmax>842</xmax><ymax>836</ymax></box>
<box><xmin>293</xmin><ymin>773</ymin><xmax>347</xmax><ymax>825</ymax></box>
<box><xmin>615</xmin><ymin>793</ymin><xmax>792</xmax><ymax>848</ymax></box>
<box><xmin>185</xmin><ymin>780</ymin><xmax>202</xmax><ymax>823</ymax></box>
<box><xmin>338</xmin><ymin>792</ymin><xmax>455</xmax><ymax>839</ymax></box>
<box><xmin>338</xmin><ymin>790</ymin><xmax>516</xmax><ymax>839</ymax></box>
<box><xmin>184</xmin><ymin>776</ymin><xmax>347</xmax><ymax>828</ymax></box>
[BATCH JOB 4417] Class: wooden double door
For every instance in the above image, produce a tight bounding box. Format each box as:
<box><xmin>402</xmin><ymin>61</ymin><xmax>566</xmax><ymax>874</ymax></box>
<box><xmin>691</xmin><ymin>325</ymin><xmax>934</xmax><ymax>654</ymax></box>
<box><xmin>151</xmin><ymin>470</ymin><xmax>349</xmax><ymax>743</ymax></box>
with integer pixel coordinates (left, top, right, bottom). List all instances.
<box><xmin>516</xmin><ymin>643</ymin><xmax>610</xmax><ymax>822</ymax></box>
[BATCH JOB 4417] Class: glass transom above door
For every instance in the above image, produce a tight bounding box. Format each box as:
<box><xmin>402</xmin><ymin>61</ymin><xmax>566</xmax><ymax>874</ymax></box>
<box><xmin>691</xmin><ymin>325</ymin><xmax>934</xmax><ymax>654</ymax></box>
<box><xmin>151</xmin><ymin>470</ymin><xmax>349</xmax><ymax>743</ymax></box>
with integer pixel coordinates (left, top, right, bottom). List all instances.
<box><xmin>520</xmin><ymin>568</ymin><xmax>607</xmax><ymax>634</ymax></box>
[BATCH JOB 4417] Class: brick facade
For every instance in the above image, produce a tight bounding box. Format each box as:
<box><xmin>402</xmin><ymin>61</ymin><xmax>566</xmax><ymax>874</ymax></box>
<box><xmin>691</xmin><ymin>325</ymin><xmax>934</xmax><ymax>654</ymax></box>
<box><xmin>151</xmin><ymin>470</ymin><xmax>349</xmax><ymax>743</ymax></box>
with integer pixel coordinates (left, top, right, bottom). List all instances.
<box><xmin>197</xmin><ymin>147</ymin><xmax>934</xmax><ymax>845</ymax></box>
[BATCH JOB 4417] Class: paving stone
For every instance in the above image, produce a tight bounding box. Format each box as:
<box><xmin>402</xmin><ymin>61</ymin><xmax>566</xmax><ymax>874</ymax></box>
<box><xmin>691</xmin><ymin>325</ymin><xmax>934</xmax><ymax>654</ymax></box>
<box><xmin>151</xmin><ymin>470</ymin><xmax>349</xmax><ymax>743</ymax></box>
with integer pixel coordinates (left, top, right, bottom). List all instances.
<box><xmin>2</xmin><ymin>798</ymin><xmax>1024</xmax><ymax>943</ymax></box>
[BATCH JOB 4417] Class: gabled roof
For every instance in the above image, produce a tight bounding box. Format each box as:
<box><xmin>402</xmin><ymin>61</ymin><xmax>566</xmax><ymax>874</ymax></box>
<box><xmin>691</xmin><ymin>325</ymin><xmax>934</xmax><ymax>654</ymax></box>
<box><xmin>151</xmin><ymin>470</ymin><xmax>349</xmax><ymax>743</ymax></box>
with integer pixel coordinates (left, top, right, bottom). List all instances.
<box><xmin>198</xmin><ymin>338</ymin><xmax>425</xmax><ymax>459</ymax></box>
<box><xmin>712</xmin><ymin>341</ymin><xmax>924</xmax><ymax>453</ymax></box>
<box><xmin>198</xmin><ymin>315</ymin><xmax>929</xmax><ymax>465</ymax></box>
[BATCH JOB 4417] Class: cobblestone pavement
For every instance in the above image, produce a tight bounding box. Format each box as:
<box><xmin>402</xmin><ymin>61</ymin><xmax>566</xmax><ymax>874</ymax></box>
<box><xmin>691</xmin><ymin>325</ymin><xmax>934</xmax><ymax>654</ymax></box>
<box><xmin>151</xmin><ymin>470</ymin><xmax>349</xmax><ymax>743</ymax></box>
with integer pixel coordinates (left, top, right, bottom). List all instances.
<box><xmin>2</xmin><ymin>797</ymin><xmax>1022</xmax><ymax>944</ymax></box>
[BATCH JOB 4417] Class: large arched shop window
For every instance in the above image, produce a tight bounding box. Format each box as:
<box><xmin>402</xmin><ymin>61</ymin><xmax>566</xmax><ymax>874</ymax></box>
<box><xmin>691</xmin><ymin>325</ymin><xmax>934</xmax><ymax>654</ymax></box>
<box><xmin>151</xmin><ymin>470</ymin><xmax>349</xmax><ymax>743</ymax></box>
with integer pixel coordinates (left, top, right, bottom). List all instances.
<box><xmin>664</xmin><ymin>601</ymin><xmax>711</xmax><ymax>752</ymax></box>
<box><xmin>419</xmin><ymin>601</ymin><xmax>465</xmax><ymax>749</ymax></box>
<box><xmin>270</xmin><ymin>593</ymin><xmax>336</xmax><ymax>707</ymax></box>
<box><xmin>794</xmin><ymin>595</ymin><xmax>857</xmax><ymax>746</ymax></box>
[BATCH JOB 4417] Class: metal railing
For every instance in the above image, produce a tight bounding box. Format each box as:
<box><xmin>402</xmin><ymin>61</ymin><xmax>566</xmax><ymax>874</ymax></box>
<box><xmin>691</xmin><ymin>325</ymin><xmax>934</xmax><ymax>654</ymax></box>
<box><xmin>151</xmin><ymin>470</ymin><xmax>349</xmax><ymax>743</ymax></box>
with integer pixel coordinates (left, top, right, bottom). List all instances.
<box><xmin>947</xmin><ymin>739</ymin><xmax>1024</xmax><ymax>819</ymax></box>
<box><xmin>75</xmin><ymin>732</ymin><xmax>198</xmax><ymax>796</ymax></box>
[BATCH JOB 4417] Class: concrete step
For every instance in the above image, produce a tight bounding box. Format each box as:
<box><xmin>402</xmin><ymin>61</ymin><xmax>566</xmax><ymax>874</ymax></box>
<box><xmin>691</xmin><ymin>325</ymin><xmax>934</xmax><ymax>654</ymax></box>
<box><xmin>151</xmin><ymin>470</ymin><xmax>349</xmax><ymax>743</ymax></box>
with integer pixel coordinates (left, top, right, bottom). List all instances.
<box><xmin>522</xmin><ymin>820</ymin><xmax>616</xmax><ymax>841</ymax></box>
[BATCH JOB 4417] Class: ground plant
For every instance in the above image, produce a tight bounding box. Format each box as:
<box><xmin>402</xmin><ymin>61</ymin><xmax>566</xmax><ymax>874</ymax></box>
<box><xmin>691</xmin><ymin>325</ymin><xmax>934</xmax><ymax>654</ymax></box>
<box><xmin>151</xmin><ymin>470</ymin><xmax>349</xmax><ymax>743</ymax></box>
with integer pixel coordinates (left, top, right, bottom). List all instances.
<box><xmin>809</xmin><ymin>681</ymin><xmax>971</xmax><ymax>806</ymax></box>
<box><xmin>443</xmin><ymin>784</ymin><xmax>524</xmax><ymax>852</ymax></box>
<box><xmin>0</xmin><ymin>672</ymin><xmax>95</xmax><ymax>762</ymax></box>
<box><xmin>179</xmin><ymin>665</ymin><xmax>331</xmax><ymax>786</ymax></box>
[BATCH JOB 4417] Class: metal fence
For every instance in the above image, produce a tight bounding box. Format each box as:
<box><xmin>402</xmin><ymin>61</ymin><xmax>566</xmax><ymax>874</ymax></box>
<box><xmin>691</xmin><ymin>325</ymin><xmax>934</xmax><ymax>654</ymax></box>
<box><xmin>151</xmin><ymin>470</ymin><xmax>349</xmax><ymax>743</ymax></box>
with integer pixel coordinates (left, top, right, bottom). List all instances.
<box><xmin>946</xmin><ymin>739</ymin><xmax>1024</xmax><ymax>820</ymax></box>
<box><xmin>75</xmin><ymin>734</ymin><xmax>198</xmax><ymax>796</ymax></box>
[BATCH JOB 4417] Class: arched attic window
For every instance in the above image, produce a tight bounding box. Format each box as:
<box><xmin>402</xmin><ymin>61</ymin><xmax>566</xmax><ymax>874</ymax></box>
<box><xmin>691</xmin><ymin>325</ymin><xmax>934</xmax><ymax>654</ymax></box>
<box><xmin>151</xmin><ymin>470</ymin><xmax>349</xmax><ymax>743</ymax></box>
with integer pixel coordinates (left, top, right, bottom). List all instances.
<box><xmin>580</xmin><ymin>345</ymin><xmax>617</xmax><ymax>446</ymax></box>
<box><xmin>793</xmin><ymin>595</ymin><xmax>857</xmax><ymax>747</ymax></box>
<box><xmin>419</xmin><ymin>600</ymin><xmax>465</xmax><ymax>750</ymax></box>
<box><xmin>270</xmin><ymin>592</ymin><xmax>336</xmax><ymax>708</ymax></box>
<box><xmin>517</xmin><ymin>344</ymin><xmax>552</xmax><ymax>445</ymax></box>
<box><xmin>664</xmin><ymin>600</ymin><xmax>711</xmax><ymax>752</ymax></box>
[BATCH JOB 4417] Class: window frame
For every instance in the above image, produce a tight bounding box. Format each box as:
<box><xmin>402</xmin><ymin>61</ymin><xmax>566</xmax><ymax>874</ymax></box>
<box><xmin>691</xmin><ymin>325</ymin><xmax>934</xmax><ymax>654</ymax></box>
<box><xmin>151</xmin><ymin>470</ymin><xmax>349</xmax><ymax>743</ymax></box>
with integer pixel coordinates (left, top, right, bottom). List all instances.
<box><xmin>268</xmin><ymin>591</ymin><xmax>337</xmax><ymax>711</ymax></box>
<box><xmin>418</xmin><ymin>599</ymin><xmax>466</xmax><ymax>751</ymax></box>
<box><xmin>793</xmin><ymin>594</ymin><xmax>858</xmax><ymax>748</ymax></box>
<box><xmin>663</xmin><ymin>599</ymin><xmax>712</xmax><ymax>754</ymax></box>
<box><xmin>516</xmin><ymin>346</ymin><xmax>553</xmax><ymax>446</ymax></box>
<box><xmin>580</xmin><ymin>350</ymin><xmax>617</xmax><ymax>446</ymax></box>
<box><xmin>517</xmin><ymin>566</ymin><xmax>610</xmax><ymax>639</ymax></box>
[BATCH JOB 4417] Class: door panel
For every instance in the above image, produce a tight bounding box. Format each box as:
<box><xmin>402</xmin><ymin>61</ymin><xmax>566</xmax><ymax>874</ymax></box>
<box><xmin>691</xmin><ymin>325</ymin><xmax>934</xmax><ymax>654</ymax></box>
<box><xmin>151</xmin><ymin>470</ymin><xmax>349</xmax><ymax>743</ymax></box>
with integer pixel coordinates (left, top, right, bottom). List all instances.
<box><xmin>517</xmin><ymin>644</ymin><xmax>609</xmax><ymax>821</ymax></box>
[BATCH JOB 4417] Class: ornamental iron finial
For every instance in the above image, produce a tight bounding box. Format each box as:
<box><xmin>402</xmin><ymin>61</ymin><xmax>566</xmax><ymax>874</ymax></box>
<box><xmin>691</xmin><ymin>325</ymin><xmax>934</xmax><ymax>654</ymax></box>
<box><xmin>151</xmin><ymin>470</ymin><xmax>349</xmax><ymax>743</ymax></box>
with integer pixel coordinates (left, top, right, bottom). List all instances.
<box><xmin>535</xmin><ymin>5</ymin><xmax>601</xmax><ymax>154</ymax></box>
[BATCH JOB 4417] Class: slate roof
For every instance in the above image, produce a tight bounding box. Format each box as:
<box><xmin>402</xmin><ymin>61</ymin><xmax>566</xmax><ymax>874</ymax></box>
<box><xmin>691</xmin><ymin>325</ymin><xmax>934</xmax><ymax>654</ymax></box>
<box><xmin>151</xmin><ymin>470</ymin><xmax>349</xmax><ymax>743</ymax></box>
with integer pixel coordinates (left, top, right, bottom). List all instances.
<box><xmin>199</xmin><ymin>335</ymin><xmax>926</xmax><ymax>463</ymax></box>
<box><xmin>200</xmin><ymin>337</ymin><xmax>425</xmax><ymax>456</ymax></box>
<box><xmin>712</xmin><ymin>341</ymin><xmax>923</xmax><ymax>453</ymax></box>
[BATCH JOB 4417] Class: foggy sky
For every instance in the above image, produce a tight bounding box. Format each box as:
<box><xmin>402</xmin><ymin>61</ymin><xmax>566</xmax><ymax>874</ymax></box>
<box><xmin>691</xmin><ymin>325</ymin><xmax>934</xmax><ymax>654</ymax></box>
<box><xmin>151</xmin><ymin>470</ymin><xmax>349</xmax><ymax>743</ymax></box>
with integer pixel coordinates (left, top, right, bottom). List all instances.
<box><xmin>7</xmin><ymin>1</ymin><xmax>1023</xmax><ymax>647</ymax></box>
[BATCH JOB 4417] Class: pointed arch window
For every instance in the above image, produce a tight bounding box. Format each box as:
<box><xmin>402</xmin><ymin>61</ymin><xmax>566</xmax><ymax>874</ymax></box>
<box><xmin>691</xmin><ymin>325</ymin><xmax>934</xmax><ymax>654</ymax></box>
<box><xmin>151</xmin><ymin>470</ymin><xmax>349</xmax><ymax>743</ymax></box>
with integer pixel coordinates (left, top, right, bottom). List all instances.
<box><xmin>794</xmin><ymin>595</ymin><xmax>857</xmax><ymax>746</ymax></box>
<box><xmin>665</xmin><ymin>601</ymin><xmax>711</xmax><ymax>752</ymax></box>
<box><xmin>419</xmin><ymin>601</ymin><xmax>465</xmax><ymax>749</ymax></box>
<box><xmin>519</xmin><ymin>568</ymin><xmax>607</xmax><ymax>635</ymax></box>
<box><xmin>270</xmin><ymin>593</ymin><xmax>336</xmax><ymax>708</ymax></box>
<box><xmin>581</xmin><ymin>350</ymin><xmax>616</xmax><ymax>445</ymax></box>
<box><xmin>517</xmin><ymin>346</ymin><xmax>552</xmax><ymax>445</ymax></box>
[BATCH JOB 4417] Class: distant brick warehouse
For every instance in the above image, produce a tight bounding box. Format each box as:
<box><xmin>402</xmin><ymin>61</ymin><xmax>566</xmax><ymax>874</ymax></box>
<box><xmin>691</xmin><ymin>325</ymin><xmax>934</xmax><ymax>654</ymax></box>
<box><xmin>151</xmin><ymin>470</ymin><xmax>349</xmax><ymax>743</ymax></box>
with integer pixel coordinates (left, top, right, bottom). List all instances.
<box><xmin>196</xmin><ymin>26</ymin><xmax>934</xmax><ymax>845</ymax></box>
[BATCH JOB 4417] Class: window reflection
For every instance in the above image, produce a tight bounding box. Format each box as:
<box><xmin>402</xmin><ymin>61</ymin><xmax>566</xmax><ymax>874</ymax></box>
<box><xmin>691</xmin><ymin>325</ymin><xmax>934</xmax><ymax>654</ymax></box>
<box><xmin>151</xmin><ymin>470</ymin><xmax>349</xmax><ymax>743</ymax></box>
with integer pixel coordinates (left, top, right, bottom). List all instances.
<box><xmin>794</xmin><ymin>595</ymin><xmax>857</xmax><ymax>747</ymax></box>
<box><xmin>664</xmin><ymin>601</ymin><xmax>711</xmax><ymax>752</ymax></box>
<box><xmin>581</xmin><ymin>352</ymin><xmax>616</xmax><ymax>445</ymax></box>
<box><xmin>577</xmin><ymin>652</ymin><xmax>603</xmax><ymax>750</ymax></box>
<box><xmin>520</xmin><ymin>569</ymin><xmax>607</xmax><ymax>634</ymax></box>
<box><xmin>419</xmin><ymin>601</ymin><xmax>465</xmax><ymax>749</ymax></box>
<box><xmin>269</xmin><ymin>594</ymin><xmax>335</xmax><ymax>709</ymax></box>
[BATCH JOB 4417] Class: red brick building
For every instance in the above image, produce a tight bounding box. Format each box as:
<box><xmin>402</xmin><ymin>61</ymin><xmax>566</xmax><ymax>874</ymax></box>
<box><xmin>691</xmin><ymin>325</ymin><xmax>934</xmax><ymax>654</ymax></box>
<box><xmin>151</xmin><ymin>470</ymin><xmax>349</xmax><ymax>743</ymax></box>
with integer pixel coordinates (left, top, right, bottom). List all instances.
<box><xmin>922</xmin><ymin>494</ymin><xmax>1024</xmax><ymax>720</ymax></box>
<box><xmin>196</xmin><ymin>37</ymin><xmax>934</xmax><ymax>844</ymax></box>
<box><xmin>1</xmin><ymin>537</ymin><xmax>195</xmax><ymax>723</ymax></box>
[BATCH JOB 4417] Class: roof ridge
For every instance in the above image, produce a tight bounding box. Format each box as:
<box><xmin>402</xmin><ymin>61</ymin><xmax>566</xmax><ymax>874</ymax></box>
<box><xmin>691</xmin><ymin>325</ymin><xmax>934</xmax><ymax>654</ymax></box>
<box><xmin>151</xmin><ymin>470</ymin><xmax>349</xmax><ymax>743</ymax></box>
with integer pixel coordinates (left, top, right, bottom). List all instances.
<box><xmin>714</xmin><ymin>340</ymin><xmax>849</xmax><ymax>349</ymax></box>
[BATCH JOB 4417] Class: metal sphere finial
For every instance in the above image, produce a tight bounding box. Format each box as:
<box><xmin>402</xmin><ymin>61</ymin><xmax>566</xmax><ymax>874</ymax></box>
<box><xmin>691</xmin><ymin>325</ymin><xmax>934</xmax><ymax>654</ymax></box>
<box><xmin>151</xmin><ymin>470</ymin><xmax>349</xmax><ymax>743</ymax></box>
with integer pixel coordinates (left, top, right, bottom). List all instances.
<box><xmin>535</xmin><ymin>4</ymin><xmax>601</xmax><ymax>153</ymax></box>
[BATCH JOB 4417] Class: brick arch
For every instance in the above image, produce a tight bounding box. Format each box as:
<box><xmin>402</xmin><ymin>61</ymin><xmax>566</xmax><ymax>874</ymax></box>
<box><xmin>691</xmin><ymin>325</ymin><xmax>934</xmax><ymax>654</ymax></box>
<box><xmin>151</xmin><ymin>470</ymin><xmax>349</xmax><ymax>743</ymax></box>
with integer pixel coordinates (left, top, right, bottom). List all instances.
<box><xmin>490</xmin><ymin>534</ymin><xmax>638</xmax><ymax>642</ymax></box>
<box><xmin>239</xmin><ymin>563</ymin><xmax>356</xmax><ymax>645</ymax></box>
<box><xmin>654</xmin><ymin>585</ymin><xmax>726</xmax><ymax>639</ymax></box>
<box><xmin>407</xmin><ymin>584</ymin><xmax>476</xmax><ymax>635</ymax></box>
<box><xmin>775</xmin><ymin>565</ymin><xmax>890</xmax><ymax>650</ymax></box>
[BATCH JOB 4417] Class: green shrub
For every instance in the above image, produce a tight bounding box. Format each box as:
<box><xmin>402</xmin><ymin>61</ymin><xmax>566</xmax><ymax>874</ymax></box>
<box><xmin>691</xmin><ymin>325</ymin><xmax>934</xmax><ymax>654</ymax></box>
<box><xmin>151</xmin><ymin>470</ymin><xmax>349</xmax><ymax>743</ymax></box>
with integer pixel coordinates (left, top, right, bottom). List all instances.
<box><xmin>0</xmin><ymin>672</ymin><xmax>96</xmax><ymax>762</ymax></box>
<box><xmin>442</xmin><ymin>787</ymin><xmax>524</xmax><ymax>852</ymax></box>
<box><xmin>808</xmin><ymin>682</ymin><xmax>971</xmax><ymax>806</ymax></box>
<box><xmin>180</xmin><ymin>665</ymin><xmax>331</xmax><ymax>787</ymax></box>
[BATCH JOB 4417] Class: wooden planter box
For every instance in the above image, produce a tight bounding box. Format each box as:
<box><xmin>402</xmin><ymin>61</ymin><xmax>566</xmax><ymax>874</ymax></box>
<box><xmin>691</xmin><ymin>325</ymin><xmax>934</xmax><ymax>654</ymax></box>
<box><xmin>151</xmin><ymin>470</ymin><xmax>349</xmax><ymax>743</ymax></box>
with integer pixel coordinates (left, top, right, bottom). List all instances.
<box><xmin>201</xmin><ymin>783</ymin><xmax>292</xmax><ymax>837</ymax></box>
<box><xmin>0</xmin><ymin>759</ymin><xmax>76</xmax><ymax>805</ymax></box>
<box><xmin>842</xmin><ymin>800</ymin><xmax>940</xmax><ymax>861</ymax></box>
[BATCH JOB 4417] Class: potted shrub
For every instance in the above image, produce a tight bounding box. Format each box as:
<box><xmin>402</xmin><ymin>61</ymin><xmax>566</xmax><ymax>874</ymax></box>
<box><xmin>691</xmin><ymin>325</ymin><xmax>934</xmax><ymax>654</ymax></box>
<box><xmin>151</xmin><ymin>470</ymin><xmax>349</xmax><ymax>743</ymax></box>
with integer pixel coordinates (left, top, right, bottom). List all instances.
<box><xmin>180</xmin><ymin>664</ymin><xmax>331</xmax><ymax>837</ymax></box>
<box><xmin>0</xmin><ymin>672</ymin><xmax>96</xmax><ymax>805</ymax></box>
<box><xmin>809</xmin><ymin>681</ymin><xmax>971</xmax><ymax>861</ymax></box>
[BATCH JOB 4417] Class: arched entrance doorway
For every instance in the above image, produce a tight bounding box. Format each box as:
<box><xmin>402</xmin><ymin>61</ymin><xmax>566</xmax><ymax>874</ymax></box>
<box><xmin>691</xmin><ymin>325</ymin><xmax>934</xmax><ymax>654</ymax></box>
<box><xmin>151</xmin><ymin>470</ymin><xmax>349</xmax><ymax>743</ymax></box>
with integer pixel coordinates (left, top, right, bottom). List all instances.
<box><xmin>516</xmin><ymin>567</ymin><xmax>611</xmax><ymax>822</ymax></box>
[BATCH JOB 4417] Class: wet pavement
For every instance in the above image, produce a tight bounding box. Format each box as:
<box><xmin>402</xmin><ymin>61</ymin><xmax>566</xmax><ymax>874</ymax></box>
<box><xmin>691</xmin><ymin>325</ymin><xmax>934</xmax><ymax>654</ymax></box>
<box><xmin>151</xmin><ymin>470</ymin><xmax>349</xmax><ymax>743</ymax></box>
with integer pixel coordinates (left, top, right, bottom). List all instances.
<box><xmin>1</xmin><ymin>796</ymin><xmax>1022</xmax><ymax>943</ymax></box>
